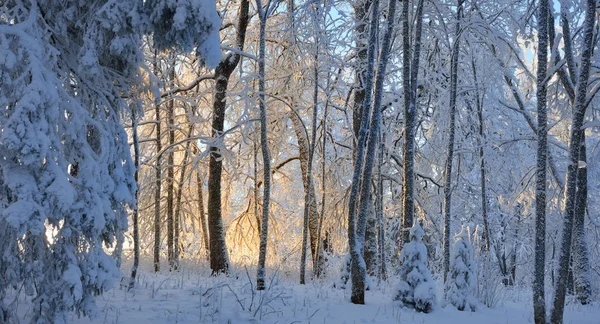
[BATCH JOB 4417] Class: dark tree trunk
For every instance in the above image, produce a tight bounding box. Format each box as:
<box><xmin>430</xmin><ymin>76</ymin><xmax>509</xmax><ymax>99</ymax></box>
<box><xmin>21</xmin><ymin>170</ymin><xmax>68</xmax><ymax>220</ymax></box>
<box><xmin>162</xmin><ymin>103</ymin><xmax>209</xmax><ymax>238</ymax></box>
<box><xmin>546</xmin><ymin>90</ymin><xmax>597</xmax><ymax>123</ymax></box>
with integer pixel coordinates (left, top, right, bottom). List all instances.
<box><xmin>153</xmin><ymin>50</ymin><xmax>162</xmax><ymax>273</ymax></box>
<box><xmin>572</xmin><ymin>135</ymin><xmax>592</xmax><ymax>305</ymax></box>
<box><xmin>550</xmin><ymin>0</ymin><xmax>596</xmax><ymax>322</ymax></box>
<box><xmin>207</xmin><ymin>0</ymin><xmax>249</xmax><ymax>274</ymax></box>
<box><xmin>197</xmin><ymin>171</ymin><xmax>210</xmax><ymax>260</ymax></box>
<box><xmin>443</xmin><ymin>0</ymin><xmax>463</xmax><ymax>281</ymax></box>
<box><xmin>401</xmin><ymin>0</ymin><xmax>424</xmax><ymax>248</ymax></box>
<box><xmin>167</xmin><ymin>55</ymin><xmax>176</xmax><ymax>271</ymax></box>
<box><xmin>533</xmin><ymin>0</ymin><xmax>549</xmax><ymax>322</ymax></box>
<box><xmin>129</xmin><ymin>106</ymin><xmax>140</xmax><ymax>288</ymax></box>
<box><xmin>256</xmin><ymin>0</ymin><xmax>272</xmax><ymax>290</ymax></box>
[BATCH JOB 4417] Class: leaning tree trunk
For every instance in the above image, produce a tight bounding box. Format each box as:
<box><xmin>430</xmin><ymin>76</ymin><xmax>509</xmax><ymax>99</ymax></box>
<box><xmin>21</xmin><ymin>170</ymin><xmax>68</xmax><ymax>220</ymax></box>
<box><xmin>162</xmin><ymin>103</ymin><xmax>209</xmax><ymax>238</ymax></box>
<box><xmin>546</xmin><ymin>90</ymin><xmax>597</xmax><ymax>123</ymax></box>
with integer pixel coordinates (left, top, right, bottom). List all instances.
<box><xmin>207</xmin><ymin>0</ymin><xmax>249</xmax><ymax>274</ymax></box>
<box><xmin>550</xmin><ymin>0</ymin><xmax>596</xmax><ymax>322</ymax></box>
<box><xmin>129</xmin><ymin>105</ymin><xmax>140</xmax><ymax>288</ymax></box>
<box><xmin>443</xmin><ymin>0</ymin><xmax>463</xmax><ymax>281</ymax></box>
<box><xmin>256</xmin><ymin>0</ymin><xmax>272</xmax><ymax>291</ymax></box>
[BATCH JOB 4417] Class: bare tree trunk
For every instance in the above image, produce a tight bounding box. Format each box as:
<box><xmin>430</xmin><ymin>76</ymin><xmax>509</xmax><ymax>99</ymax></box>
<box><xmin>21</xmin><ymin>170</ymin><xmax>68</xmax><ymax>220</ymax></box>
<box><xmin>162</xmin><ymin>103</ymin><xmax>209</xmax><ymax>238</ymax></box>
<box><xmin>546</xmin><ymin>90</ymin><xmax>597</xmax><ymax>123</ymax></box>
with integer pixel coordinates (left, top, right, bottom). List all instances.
<box><xmin>348</xmin><ymin>0</ymin><xmax>379</xmax><ymax>304</ymax></box>
<box><xmin>207</xmin><ymin>0</ymin><xmax>249</xmax><ymax>274</ymax></box>
<box><xmin>443</xmin><ymin>0</ymin><xmax>463</xmax><ymax>281</ymax></box>
<box><xmin>352</xmin><ymin>0</ymin><xmax>370</xmax><ymax>144</ymax></box>
<box><xmin>256</xmin><ymin>0</ymin><xmax>272</xmax><ymax>290</ymax></box>
<box><xmin>471</xmin><ymin>57</ymin><xmax>490</xmax><ymax>252</ymax></box>
<box><xmin>376</xmin><ymin>130</ymin><xmax>386</xmax><ymax>282</ymax></box>
<box><xmin>167</xmin><ymin>55</ymin><xmax>176</xmax><ymax>271</ymax></box>
<box><xmin>364</xmin><ymin>197</ymin><xmax>377</xmax><ymax>277</ymax></box>
<box><xmin>315</xmin><ymin>88</ymin><xmax>329</xmax><ymax>277</ymax></box>
<box><xmin>196</xmin><ymin>171</ymin><xmax>210</xmax><ymax>260</ymax></box>
<box><xmin>533</xmin><ymin>0</ymin><xmax>549</xmax><ymax>313</ymax></box>
<box><xmin>572</xmin><ymin>136</ymin><xmax>592</xmax><ymax>305</ymax></box>
<box><xmin>300</xmin><ymin>26</ymin><xmax>320</xmax><ymax>283</ymax></box>
<box><xmin>173</xmin><ymin>124</ymin><xmax>194</xmax><ymax>269</ymax></box>
<box><xmin>129</xmin><ymin>106</ymin><xmax>140</xmax><ymax>288</ymax></box>
<box><xmin>401</xmin><ymin>0</ymin><xmax>424</xmax><ymax>248</ymax></box>
<box><xmin>153</xmin><ymin>50</ymin><xmax>162</xmax><ymax>273</ymax></box>
<box><xmin>550</xmin><ymin>1</ymin><xmax>596</xmax><ymax>322</ymax></box>
<box><xmin>352</xmin><ymin>0</ymin><xmax>397</xmax><ymax>304</ymax></box>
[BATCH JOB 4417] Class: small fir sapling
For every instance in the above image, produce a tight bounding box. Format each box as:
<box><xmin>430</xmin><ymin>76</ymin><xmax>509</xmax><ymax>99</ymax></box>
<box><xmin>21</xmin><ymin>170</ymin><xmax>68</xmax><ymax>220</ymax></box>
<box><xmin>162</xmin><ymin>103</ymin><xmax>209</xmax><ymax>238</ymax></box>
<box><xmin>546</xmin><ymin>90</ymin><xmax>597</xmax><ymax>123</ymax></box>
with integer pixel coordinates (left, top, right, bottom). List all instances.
<box><xmin>394</xmin><ymin>222</ymin><xmax>436</xmax><ymax>313</ymax></box>
<box><xmin>445</xmin><ymin>226</ymin><xmax>477</xmax><ymax>311</ymax></box>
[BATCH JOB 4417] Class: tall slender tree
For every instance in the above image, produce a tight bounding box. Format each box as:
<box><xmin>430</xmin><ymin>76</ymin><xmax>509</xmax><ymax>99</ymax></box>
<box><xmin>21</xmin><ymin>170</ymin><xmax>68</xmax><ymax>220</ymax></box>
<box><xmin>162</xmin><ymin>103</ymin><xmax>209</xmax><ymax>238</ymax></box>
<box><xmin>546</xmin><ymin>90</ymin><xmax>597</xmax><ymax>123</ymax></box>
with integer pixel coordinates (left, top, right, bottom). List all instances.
<box><xmin>207</xmin><ymin>0</ymin><xmax>250</xmax><ymax>274</ymax></box>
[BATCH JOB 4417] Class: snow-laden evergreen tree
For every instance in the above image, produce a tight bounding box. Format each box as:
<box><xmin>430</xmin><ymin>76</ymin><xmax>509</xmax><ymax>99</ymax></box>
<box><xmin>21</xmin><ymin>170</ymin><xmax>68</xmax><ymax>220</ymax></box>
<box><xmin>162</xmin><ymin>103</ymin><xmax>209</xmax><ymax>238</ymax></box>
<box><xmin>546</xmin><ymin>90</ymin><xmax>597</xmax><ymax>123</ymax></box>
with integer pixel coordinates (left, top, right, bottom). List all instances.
<box><xmin>445</xmin><ymin>226</ymin><xmax>476</xmax><ymax>312</ymax></box>
<box><xmin>394</xmin><ymin>223</ymin><xmax>436</xmax><ymax>313</ymax></box>
<box><xmin>0</xmin><ymin>0</ymin><xmax>220</xmax><ymax>322</ymax></box>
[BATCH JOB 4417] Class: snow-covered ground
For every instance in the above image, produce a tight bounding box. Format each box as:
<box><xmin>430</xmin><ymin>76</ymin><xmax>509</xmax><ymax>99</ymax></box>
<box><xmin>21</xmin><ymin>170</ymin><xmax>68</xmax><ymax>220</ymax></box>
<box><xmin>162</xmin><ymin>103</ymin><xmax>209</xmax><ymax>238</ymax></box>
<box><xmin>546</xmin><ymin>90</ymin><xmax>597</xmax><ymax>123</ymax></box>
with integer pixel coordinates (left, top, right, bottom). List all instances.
<box><xmin>54</xmin><ymin>261</ymin><xmax>600</xmax><ymax>324</ymax></box>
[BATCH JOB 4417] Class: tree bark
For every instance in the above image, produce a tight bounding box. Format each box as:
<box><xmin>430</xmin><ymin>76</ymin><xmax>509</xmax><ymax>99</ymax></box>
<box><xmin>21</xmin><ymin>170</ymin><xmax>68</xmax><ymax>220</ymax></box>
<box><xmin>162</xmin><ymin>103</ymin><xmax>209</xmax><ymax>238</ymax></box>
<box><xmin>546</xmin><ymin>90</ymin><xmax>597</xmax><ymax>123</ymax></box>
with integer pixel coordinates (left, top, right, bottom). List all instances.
<box><xmin>256</xmin><ymin>0</ymin><xmax>272</xmax><ymax>290</ymax></box>
<box><xmin>471</xmin><ymin>57</ymin><xmax>490</xmax><ymax>252</ymax></box>
<box><xmin>197</xmin><ymin>171</ymin><xmax>210</xmax><ymax>260</ymax></box>
<box><xmin>533</xmin><ymin>2</ymin><xmax>549</xmax><ymax>321</ymax></box>
<box><xmin>572</xmin><ymin>136</ymin><xmax>592</xmax><ymax>305</ymax></box>
<box><xmin>550</xmin><ymin>0</ymin><xmax>596</xmax><ymax>322</ymax></box>
<box><xmin>167</xmin><ymin>55</ymin><xmax>176</xmax><ymax>271</ymax></box>
<box><xmin>401</xmin><ymin>0</ymin><xmax>424</xmax><ymax>248</ymax></box>
<box><xmin>129</xmin><ymin>105</ymin><xmax>140</xmax><ymax>288</ymax></box>
<box><xmin>153</xmin><ymin>50</ymin><xmax>162</xmax><ymax>273</ymax></box>
<box><xmin>443</xmin><ymin>0</ymin><xmax>463</xmax><ymax>281</ymax></box>
<box><xmin>348</xmin><ymin>0</ymin><xmax>379</xmax><ymax>304</ymax></box>
<box><xmin>207</xmin><ymin>0</ymin><xmax>249</xmax><ymax>274</ymax></box>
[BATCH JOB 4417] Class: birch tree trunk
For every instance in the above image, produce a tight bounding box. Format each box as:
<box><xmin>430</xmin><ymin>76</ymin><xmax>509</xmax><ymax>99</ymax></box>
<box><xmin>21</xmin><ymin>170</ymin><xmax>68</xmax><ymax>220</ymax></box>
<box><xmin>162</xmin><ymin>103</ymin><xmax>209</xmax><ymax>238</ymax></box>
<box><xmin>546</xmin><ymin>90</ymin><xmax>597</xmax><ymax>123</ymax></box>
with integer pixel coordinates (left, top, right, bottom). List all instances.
<box><xmin>351</xmin><ymin>0</ymin><xmax>397</xmax><ymax>304</ymax></box>
<box><xmin>256</xmin><ymin>0</ymin><xmax>272</xmax><ymax>290</ymax></box>
<box><xmin>300</xmin><ymin>24</ymin><xmax>320</xmax><ymax>282</ymax></box>
<box><xmin>551</xmin><ymin>2</ymin><xmax>596</xmax><ymax>321</ymax></box>
<box><xmin>443</xmin><ymin>0</ymin><xmax>463</xmax><ymax>281</ymax></box>
<box><xmin>348</xmin><ymin>0</ymin><xmax>379</xmax><ymax>304</ymax></box>
<box><xmin>207</xmin><ymin>0</ymin><xmax>249</xmax><ymax>274</ymax></box>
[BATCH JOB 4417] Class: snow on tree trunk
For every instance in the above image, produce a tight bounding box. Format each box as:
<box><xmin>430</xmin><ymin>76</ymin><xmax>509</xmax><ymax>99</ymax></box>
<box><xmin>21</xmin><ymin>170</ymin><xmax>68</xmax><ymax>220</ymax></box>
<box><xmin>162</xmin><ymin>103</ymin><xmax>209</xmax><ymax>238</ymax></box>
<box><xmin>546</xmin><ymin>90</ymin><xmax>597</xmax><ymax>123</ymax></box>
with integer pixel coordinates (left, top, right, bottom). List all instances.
<box><xmin>572</xmin><ymin>136</ymin><xmax>592</xmax><ymax>305</ymax></box>
<box><xmin>445</xmin><ymin>226</ymin><xmax>477</xmax><ymax>312</ymax></box>
<box><xmin>365</xmin><ymin>197</ymin><xmax>378</xmax><ymax>277</ymax></box>
<box><xmin>207</xmin><ymin>0</ymin><xmax>249</xmax><ymax>275</ymax></box>
<box><xmin>533</xmin><ymin>0</ymin><xmax>549</xmax><ymax>322</ymax></box>
<box><xmin>443</xmin><ymin>0</ymin><xmax>463</xmax><ymax>282</ymax></box>
<box><xmin>401</xmin><ymin>0</ymin><xmax>424</xmax><ymax>248</ymax></box>
<box><xmin>352</xmin><ymin>0</ymin><xmax>398</xmax><ymax>303</ymax></box>
<box><xmin>394</xmin><ymin>223</ymin><xmax>436</xmax><ymax>313</ymax></box>
<box><xmin>551</xmin><ymin>1</ymin><xmax>596</xmax><ymax>321</ymax></box>
<box><xmin>130</xmin><ymin>105</ymin><xmax>141</xmax><ymax>289</ymax></box>
<box><xmin>256</xmin><ymin>0</ymin><xmax>272</xmax><ymax>291</ymax></box>
<box><xmin>347</xmin><ymin>0</ymin><xmax>379</xmax><ymax>305</ymax></box>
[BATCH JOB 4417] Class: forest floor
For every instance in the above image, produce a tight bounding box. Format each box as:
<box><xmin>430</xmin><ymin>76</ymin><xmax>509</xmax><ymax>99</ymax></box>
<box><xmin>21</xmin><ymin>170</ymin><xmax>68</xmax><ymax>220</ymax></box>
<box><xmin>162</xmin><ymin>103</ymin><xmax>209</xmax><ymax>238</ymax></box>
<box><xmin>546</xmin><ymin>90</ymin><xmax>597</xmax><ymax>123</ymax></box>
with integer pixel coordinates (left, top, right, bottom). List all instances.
<box><xmin>61</xmin><ymin>259</ymin><xmax>600</xmax><ymax>324</ymax></box>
